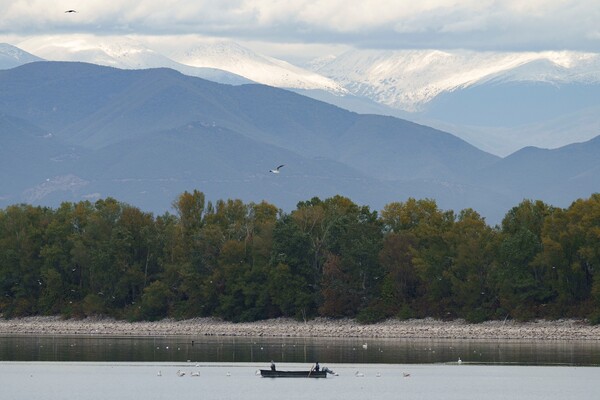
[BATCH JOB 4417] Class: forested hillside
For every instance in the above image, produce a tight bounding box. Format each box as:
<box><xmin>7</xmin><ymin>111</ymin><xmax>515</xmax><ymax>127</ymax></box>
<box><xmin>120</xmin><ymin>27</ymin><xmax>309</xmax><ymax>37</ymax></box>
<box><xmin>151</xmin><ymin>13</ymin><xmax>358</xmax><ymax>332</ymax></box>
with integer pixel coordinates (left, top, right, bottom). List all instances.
<box><xmin>1</xmin><ymin>192</ymin><xmax>599</xmax><ymax>324</ymax></box>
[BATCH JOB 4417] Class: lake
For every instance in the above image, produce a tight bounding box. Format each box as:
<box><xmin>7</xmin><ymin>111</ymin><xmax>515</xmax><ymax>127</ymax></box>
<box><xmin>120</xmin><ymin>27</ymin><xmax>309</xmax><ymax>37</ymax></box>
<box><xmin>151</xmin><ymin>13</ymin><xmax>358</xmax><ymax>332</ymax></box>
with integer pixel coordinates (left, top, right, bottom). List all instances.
<box><xmin>0</xmin><ymin>362</ymin><xmax>598</xmax><ymax>400</ymax></box>
<box><xmin>1</xmin><ymin>336</ymin><xmax>599</xmax><ymax>399</ymax></box>
<box><xmin>1</xmin><ymin>335</ymin><xmax>600</xmax><ymax>365</ymax></box>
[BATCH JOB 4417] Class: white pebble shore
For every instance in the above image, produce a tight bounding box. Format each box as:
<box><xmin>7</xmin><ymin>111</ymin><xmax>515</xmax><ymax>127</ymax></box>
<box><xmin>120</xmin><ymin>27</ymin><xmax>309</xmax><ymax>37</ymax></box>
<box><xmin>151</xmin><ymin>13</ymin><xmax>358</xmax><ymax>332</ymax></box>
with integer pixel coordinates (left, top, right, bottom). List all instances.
<box><xmin>1</xmin><ymin>316</ymin><xmax>599</xmax><ymax>340</ymax></box>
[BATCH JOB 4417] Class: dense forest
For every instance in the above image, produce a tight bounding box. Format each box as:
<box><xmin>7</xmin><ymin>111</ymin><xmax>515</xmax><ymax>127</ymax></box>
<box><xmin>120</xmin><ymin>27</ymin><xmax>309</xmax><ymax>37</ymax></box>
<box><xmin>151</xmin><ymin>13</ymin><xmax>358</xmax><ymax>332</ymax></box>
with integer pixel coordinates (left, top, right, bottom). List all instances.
<box><xmin>1</xmin><ymin>191</ymin><xmax>599</xmax><ymax>324</ymax></box>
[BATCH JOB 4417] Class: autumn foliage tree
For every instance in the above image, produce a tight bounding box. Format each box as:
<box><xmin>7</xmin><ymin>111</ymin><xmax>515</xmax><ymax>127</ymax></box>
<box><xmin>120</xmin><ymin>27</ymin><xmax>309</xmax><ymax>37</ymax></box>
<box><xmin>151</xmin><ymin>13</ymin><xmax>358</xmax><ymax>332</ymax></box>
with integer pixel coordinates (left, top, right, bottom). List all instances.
<box><xmin>1</xmin><ymin>191</ymin><xmax>599</xmax><ymax>324</ymax></box>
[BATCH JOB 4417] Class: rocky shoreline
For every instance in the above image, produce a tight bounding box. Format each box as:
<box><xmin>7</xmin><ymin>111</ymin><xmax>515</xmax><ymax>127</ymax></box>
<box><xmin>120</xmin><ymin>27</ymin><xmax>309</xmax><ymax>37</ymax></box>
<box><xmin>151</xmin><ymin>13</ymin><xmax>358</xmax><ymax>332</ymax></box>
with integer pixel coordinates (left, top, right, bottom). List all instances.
<box><xmin>1</xmin><ymin>316</ymin><xmax>599</xmax><ymax>340</ymax></box>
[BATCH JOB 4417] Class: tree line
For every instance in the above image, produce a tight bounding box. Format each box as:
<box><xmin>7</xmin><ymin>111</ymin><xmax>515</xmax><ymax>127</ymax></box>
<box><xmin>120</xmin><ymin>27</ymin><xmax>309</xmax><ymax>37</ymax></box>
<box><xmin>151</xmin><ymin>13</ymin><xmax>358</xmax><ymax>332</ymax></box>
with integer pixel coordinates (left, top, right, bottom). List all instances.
<box><xmin>1</xmin><ymin>191</ymin><xmax>599</xmax><ymax>324</ymax></box>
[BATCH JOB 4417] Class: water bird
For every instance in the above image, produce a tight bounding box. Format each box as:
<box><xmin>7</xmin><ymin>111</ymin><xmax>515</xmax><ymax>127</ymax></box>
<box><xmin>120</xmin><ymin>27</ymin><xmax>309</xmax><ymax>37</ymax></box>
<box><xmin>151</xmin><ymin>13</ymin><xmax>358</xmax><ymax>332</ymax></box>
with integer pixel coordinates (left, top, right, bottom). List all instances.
<box><xmin>355</xmin><ymin>371</ymin><xmax>365</xmax><ymax>377</ymax></box>
<box><xmin>362</xmin><ymin>343</ymin><xmax>368</xmax><ymax>349</ymax></box>
<box><xmin>176</xmin><ymin>370</ymin><xmax>185</xmax><ymax>377</ymax></box>
<box><xmin>458</xmin><ymin>357</ymin><xmax>462</xmax><ymax>364</ymax></box>
<box><xmin>226</xmin><ymin>372</ymin><xmax>231</xmax><ymax>377</ymax></box>
<box><xmin>157</xmin><ymin>371</ymin><xmax>162</xmax><ymax>376</ymax></box>
<box><xmin>376</xmin><ymin>373</ymin><xmax>381</xmax><ymax>377</ymax></box>
<box><xmin>191</xmin><ymin>371</ymin><xmax>200</xmax><ymax>377</ymax></box>
<box><xmin>269</xmin><ymin>164</ymin><xmax>285</xmax><ymax>174</ymax></box>
<box><xmin>403</xmin><ymin>372</ymin><xmax>411</xmax><ymax>377</ymax></box>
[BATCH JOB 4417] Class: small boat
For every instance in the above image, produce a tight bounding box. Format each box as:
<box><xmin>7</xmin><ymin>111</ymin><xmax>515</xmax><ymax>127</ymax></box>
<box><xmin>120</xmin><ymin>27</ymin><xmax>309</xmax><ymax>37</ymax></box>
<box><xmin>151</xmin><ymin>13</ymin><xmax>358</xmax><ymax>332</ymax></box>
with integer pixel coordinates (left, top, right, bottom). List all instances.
<box><xmin>259</xmin><ymin>369</ymin><xmax>327</xmax><ymax>378</ymax></box>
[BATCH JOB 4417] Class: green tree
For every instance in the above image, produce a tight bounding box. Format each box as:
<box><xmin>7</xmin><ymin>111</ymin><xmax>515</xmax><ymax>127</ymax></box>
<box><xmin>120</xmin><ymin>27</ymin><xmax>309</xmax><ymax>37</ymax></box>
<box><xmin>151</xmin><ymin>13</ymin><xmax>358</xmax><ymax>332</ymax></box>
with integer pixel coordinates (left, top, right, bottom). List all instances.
<box><xmin>269</xmin><ymin>214</ymin><xmax>315</xmax><ymax>318</ymax></box>
<box><xmin>446</xmin><ymin>209</ymin><xmax>497</xmax><ymax>321</ymax></box>
<box><xmin>494</xmin><ymin>200</ymin><xmax>554</xmax><ymax>320</ymax></box>
<box><xmin>380</xmin><ymin>198</ymin><xmax>455</xmax><ymax>316</ymax></box>
<box><xmin>379</xmin><ymin>232</ymin><xmax>421</xmax><ymax>318</ymax></box>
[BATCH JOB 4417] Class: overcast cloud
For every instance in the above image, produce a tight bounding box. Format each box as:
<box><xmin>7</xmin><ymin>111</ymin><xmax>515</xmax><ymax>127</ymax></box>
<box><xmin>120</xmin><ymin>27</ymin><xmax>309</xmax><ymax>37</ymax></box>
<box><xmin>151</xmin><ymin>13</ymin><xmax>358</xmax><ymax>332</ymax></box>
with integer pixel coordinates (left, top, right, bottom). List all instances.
<box><xmin>1</xmin><ymin>0</ymin><xmax>599</xmax><ymax>58</ymax></box>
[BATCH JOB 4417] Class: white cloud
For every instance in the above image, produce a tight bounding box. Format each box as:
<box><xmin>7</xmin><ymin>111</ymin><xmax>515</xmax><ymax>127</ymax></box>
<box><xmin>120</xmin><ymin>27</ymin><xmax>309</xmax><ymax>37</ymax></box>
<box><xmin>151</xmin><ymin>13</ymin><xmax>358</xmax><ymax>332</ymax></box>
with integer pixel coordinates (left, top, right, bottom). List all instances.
<box><xmin>0</xmin><ymin>0</ymin><xmax>599</xmax><ymax>53</ymax></box>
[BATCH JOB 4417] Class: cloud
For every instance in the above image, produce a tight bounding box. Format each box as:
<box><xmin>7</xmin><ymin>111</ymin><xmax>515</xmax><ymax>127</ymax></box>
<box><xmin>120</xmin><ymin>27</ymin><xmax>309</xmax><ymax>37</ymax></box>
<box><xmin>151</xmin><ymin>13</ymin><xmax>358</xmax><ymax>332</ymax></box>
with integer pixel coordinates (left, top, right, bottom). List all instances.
<box><xmin>1</xmin><ymin>0</ymin><xmax>599</xmax><ymax>52</ymax></box>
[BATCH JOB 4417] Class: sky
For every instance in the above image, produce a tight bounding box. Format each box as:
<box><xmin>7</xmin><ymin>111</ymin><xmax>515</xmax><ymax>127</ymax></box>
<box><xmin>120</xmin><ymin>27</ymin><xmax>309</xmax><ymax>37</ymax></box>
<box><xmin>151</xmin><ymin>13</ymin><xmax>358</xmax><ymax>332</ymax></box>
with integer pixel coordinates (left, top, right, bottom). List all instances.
<box><xmin>1</xmin><ymin>0</ymin><xmax>599</xmax><ymax>62</ymax></box>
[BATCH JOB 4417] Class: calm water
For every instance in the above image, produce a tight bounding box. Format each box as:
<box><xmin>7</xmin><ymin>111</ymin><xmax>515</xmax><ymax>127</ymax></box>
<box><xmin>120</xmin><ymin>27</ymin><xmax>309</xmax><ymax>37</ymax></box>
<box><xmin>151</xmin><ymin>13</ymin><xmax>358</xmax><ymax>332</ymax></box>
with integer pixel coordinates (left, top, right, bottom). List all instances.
<box><xmin>1</xmin><ymin>335</ymin><xmax>600</xmax><ymax>365</ymax></box>
<box><xmin>0</xmin><ymin>362</ymin><xmax>598</xmax><ymax>400</ymax></box>
<box><xmin>1</xmin><ymin>336</ymin><xmax>599</xmax><ymax>399</ymax></box>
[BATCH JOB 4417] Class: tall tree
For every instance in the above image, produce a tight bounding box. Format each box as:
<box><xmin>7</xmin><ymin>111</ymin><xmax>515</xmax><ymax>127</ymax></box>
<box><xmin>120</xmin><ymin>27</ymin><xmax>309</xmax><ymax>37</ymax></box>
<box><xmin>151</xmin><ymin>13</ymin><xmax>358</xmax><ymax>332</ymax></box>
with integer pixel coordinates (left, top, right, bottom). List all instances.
<box><xmin>494</xmin><ymin>199</ymin><xmax>554</xmax><ymax>320</ymax></box>
<box><xmin>380</xmin><ymin>198</ymin><xmax>455</xmax><ymax>316</ymax></box>
<box><xmin>446</xmin><ymin>208</ymin><xmax>497</xmax><ymax>321</ymax></box>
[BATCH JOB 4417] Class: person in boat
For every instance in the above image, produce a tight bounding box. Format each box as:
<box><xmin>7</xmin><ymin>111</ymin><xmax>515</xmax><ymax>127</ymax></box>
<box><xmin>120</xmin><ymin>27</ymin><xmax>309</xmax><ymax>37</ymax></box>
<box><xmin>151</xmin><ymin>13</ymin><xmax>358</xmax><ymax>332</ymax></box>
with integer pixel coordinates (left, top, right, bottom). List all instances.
<box><xmin>270</xmin><ymin>360</ymin><xmax>276</xmax><ymax>371</ymax></box>
<box><xmin>314</xmin><ymin>362</ymin><xmax>320</xmax><ymax>372</ymax></box>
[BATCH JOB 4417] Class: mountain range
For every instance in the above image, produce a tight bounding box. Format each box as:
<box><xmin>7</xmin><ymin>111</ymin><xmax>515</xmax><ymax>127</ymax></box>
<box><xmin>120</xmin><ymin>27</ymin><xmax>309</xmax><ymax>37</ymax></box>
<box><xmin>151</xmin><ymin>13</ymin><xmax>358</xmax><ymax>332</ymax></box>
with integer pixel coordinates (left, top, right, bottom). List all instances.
<box><xmin>1</xmin><ymin>61</ymin><xmax>599</xmax><ymax>225</ymax></box>
<box><xmin>5</xmin><ymin>37</ymin><xmax>599</xmax><ymax>156</ymax></box>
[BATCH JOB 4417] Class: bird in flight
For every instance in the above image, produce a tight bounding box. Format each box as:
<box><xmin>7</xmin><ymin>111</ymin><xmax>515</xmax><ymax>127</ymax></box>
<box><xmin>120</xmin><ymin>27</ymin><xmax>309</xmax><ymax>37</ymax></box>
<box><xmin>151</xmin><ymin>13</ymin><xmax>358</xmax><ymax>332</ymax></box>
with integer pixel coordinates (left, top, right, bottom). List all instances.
<box><xmin>65</xmin><ymin>9</ymin><xmax>77</xmax><ymax>13</ymax></box>
<box><xmin>269</xmin><ymin>164</ymin><xmax>285</xmax><ymax>174</ymax></box>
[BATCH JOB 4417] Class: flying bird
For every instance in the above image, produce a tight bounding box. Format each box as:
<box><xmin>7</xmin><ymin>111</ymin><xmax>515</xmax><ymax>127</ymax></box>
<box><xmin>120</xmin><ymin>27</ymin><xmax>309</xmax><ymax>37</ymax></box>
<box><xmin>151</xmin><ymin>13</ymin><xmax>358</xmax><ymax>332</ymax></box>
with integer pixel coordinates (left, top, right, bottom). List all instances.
<box><xmin>269</xmin><ymin>164</ymin><xmax>285</xmax><ymax>174</ymax></box>
<box><xmin>64</xmin><ymin>9</ymin><xmax>77</xmax><ymax>13</ymax></box>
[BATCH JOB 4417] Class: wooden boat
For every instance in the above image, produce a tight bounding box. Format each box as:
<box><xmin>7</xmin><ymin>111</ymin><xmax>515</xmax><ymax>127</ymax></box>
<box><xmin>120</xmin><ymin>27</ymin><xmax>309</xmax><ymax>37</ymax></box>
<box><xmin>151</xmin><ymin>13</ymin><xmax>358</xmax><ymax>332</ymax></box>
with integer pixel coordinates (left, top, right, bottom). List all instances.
<box><xmin>260</xmin><ymin>369</ymin><xmax>327</xmax><ymax>378</ymax></box>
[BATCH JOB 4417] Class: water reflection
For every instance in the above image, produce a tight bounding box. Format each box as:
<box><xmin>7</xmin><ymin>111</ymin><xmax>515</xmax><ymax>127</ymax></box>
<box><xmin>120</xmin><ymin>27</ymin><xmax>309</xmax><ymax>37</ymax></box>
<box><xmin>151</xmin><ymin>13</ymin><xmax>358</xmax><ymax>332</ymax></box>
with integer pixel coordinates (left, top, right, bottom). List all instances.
<box><xmin>1</xmin><ymin>335</ymin><xmax>599</xmax><ymax>366</ymax></box>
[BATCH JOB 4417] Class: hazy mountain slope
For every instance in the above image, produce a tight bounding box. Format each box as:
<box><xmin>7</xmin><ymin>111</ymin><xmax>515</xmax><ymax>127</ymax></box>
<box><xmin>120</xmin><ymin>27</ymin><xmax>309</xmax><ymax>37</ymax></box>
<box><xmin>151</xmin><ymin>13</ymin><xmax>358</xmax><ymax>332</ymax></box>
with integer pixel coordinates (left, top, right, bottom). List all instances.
<box><xmin>0</xmin><ymin>114</ymin><xmax>86</xmax><ymax>204</ymax></box>
<box><xmin>475</xmin><ymin>135</ymin><xmax>600</xmax><ymax>206</ymax></box>
<box><xmin>423</xmin><ymin>80</ymin><xmax>600</xmax><ymax>128</ymax></box>
<box><xmin>171</xmin><ymin>41</ymin><xmax>346</xmax><ymax>94</ymax></box>
<box><xmin>0</xmin><ymin>62</ymin><xmax>497</xmax><ymax>182</ymax></box>
<box><xmin>73</xmin><ymin>122</ymin><xmax>400</xmax><ymax>212</ymax></box>
<box><xmin>331</xmin><ymin>114</ymin><xmax>498</xmax><ymax>181</ymax></box>
<box><xmin>2</xmin><ymin>61</ymin><xmax>599</xmax><ymax>225</ymax></box>
<box><xmin>13</xmin><ymin>38</ymin><xmax>599</xmax><ymax>156</ymax></box>
<box><xmin>18</xmin><ymin>36</ymin><xmax>251</xmax><ymax>85</ymax></box>
<box><xmin>311</xmin><ymin>49</ymin><xmax>600</xmax><ymax>155</ymax></box>
<box><xmin>0</xmin><ymin>43</ymin><xmax>44</xmax><ymax>69</ymax></box>
<box><xmin>311</xmin><ymin>49</ymin><xmax>600</xmax><ymax>112</ymax></box>
<box><xmin>0</xmin><ymin>118</ymin><xmax>401</xmax><ymax>213</ymax></box>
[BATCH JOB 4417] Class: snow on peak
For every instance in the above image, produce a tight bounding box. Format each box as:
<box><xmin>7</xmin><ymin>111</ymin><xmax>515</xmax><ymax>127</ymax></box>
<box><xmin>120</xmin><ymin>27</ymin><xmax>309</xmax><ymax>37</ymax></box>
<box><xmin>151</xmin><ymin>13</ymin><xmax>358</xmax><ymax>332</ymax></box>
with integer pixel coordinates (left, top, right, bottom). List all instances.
<box><xmin>18</xmin><ymin>35</ymin><xmax>168</xmax><ymax>69</ymax></box>
<box><xmin>171</xmin><ymin>40</ymin><xmax>347</xmax><ymax>94</ymax></box>
<box><xmin>311</xmin><ymin>49</ymin><xmax>600</xmax><ymax>111</ymax></box>
<box><xmin>16</xmin><ymin>36</ymin><xmax>344</xmax><ymax>91</ymax></box>
<box><xmin>16</xmin><ymin>35</ymin><xmax>251</xmax><ymax>85</ymax></box>
<box><xmin>0</xmin><ymin>43</ymin><xmax>43</xmax><ymax>69</ymax></box>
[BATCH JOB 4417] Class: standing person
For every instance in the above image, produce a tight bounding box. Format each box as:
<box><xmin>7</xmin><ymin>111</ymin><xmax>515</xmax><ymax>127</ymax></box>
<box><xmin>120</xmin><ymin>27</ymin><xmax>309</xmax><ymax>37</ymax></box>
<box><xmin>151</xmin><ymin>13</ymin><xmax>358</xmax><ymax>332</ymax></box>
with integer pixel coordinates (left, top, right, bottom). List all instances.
<box><xmin>270</xmin><ymin>360</ymin><xmax>276</xmax><ymax>371</ymax></box>
<box><xmin>315</xmin><ymin>362</ymin><xmax>320</xmax><ymax>372</ymax></box>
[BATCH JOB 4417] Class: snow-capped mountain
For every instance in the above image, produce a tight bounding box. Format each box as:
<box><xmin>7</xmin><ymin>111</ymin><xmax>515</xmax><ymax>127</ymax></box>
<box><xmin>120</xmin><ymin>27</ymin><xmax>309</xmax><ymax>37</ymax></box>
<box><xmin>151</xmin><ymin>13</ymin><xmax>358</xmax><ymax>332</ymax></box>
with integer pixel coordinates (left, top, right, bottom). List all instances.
<box><xmin>16</xmin><ymin>36</ymin><xmax>347</xmax><ymax>94</ymax></box>
<box><xmin>171</xmin><ymin>40</ymin><xmax>347</xmax><ymax>94</ymax></box>
<box><xmin>17</xmin><ymin>35</ymin><xmax>251</xmax><ymax>85</ymax></box>
<box><xmin>8</xmin><ymin>36</ymin><xmax>600</xmax><ymax>156</ymax></box>
<box><xmin>309</xmin><ymin>49</ymin><xmax>600</xmax><ymax>112</ymax></box>
<box><xmin>0</xmin><ymin>43</ymin><xmax>44</xmax><ymax>69</ymax></box>
<box><xmin>307</xmin><ymin>49</ymin><xmax>600</xmax><ymax>155</ymax></box>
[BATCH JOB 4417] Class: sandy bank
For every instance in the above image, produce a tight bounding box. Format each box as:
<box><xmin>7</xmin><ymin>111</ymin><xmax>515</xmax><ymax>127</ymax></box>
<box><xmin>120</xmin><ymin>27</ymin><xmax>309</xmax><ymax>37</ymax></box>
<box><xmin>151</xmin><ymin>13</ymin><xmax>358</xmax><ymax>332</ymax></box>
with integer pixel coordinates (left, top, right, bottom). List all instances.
<box><xmin>1</xmin><ymin>317</ymin><xmax>599</xmax><ymax>340</ymax></box>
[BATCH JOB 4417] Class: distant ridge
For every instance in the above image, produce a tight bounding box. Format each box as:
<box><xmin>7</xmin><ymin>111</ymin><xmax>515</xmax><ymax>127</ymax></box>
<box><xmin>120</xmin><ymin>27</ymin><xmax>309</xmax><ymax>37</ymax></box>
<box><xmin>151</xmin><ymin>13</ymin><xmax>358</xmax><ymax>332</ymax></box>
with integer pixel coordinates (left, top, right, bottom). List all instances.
<box><xmin>0</xmin><ymin>61</ymin><xmax>598</xmax><ymax>224</ymax></box>
<box><xmin>9</xmin><ymin>38</ymin><xmax>600</xmax><ymax>155</ymax></box>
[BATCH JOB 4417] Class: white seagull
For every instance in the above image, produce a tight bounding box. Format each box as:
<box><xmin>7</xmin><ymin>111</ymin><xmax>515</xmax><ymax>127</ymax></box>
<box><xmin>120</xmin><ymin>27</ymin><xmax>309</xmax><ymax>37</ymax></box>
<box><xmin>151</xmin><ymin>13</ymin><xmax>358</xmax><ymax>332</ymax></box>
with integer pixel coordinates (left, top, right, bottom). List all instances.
<box><xmin>269</xmin><ymin>164</ymin><xmax>285</xmax><ymax>174</ymax></box>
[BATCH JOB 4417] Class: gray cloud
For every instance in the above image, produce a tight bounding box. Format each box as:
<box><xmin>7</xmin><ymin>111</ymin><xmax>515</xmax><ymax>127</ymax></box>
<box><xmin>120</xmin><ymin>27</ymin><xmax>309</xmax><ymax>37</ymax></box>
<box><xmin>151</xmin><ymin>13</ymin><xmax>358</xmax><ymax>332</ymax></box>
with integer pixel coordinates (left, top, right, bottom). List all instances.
<box><xmin>1</xmin><ymin>0</ymin><xmax>599</xmax><ymax>52</ymax></box>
